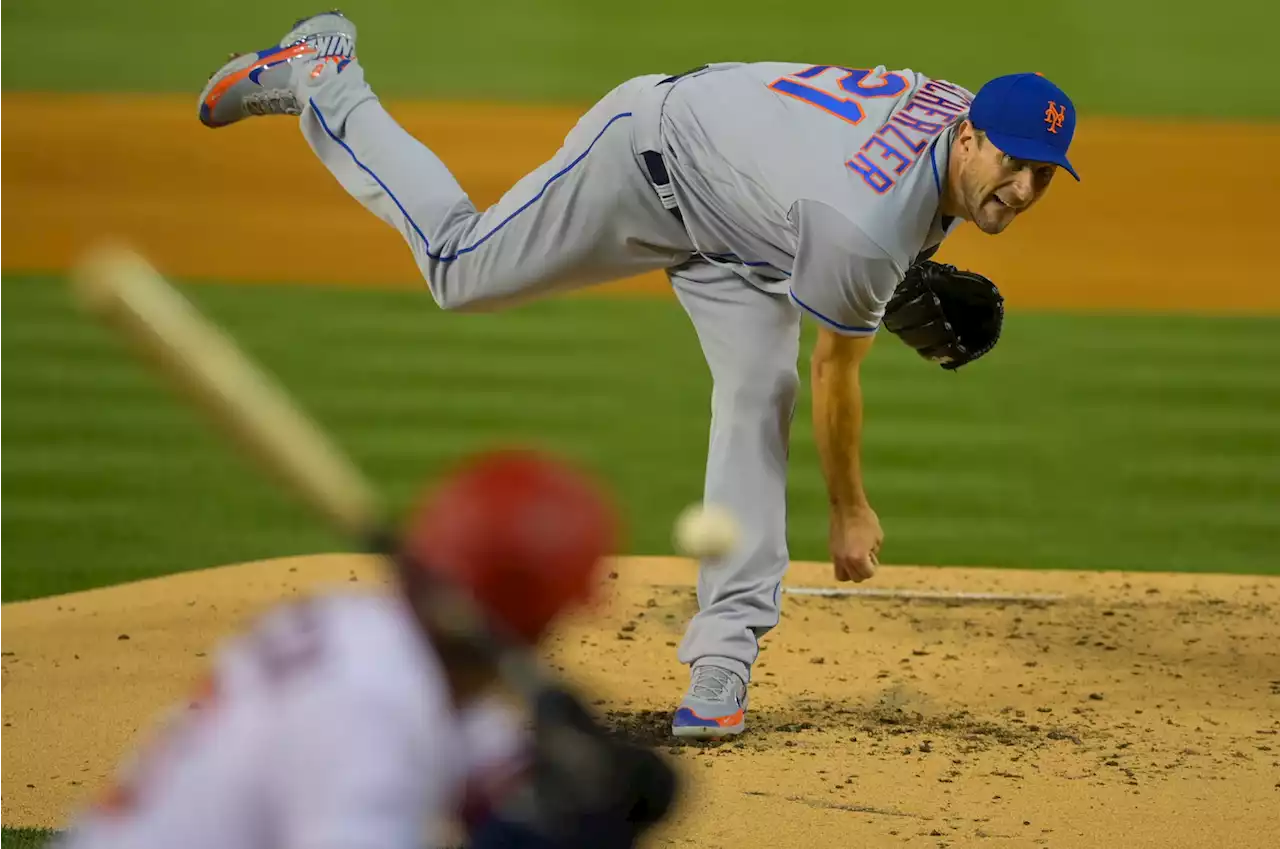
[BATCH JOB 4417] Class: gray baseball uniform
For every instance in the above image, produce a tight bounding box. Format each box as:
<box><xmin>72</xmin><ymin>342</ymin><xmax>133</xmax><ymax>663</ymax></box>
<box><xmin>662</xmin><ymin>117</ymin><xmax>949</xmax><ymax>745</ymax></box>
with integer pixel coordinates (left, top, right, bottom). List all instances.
<box><xmin>300</xmin><ymin>60</ymin><xmax>974</xmax><ymax>683</ymax></box>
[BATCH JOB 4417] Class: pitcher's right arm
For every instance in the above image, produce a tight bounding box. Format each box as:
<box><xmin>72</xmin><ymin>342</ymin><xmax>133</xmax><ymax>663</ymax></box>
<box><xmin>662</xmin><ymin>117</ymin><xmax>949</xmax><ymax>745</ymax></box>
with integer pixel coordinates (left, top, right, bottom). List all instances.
<box><xmin>788</xmin><ymin>199</ymin><xmax>902</xmax><ymax>581</ymax></box>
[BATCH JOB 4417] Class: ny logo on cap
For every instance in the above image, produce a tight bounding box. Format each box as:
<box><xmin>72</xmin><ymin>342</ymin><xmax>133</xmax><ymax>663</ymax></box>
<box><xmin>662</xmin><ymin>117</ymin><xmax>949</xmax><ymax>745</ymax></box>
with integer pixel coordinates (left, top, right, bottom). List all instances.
<box><xmin>1044</xmin><ymin>101</ymin><xmax>1066</xmax><ymax>134</ymax></box>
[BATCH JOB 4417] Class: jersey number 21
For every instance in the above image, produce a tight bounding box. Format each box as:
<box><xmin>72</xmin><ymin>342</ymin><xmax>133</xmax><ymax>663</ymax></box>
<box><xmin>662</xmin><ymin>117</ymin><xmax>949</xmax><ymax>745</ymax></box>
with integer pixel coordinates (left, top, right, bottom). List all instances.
<box><xmin>768</xmin><ymin>65</ymin><xmax>908</xmax><ymax>125</ymax></box>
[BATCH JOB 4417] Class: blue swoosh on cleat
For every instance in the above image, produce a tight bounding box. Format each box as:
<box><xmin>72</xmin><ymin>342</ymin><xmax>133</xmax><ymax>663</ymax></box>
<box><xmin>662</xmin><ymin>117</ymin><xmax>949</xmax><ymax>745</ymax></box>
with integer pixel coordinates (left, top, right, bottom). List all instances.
<box><xmin>247</xmin><ymin>44</ymin><xmax>288</xmax><ymax>85</ymax></box>
<box><xmin>672</xmin><ymin>708</ymin><xmax>722</xmax><ymax>727</ymax></box>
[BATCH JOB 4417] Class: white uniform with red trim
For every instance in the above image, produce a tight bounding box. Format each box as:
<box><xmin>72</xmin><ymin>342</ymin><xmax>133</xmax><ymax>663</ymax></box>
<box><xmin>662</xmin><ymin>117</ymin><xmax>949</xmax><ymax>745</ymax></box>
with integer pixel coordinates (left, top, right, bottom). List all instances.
<box><xmin>56</xmin><ymin>592</ymin><xmax>525</xmax><ymax>849</ymax></box>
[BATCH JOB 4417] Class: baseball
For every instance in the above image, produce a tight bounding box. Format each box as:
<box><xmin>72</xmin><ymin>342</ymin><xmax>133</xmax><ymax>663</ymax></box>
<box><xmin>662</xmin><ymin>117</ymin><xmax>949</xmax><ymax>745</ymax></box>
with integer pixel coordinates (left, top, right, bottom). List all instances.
<box><xmin>672</xmin><ymin>502</ymin><xmax>741</xmax><ymax>559</ymax></box>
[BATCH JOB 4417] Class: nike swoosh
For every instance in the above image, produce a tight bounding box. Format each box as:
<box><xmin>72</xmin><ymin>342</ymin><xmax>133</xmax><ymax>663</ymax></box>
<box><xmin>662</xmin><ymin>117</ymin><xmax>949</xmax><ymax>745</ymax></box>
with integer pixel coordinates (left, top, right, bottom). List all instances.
<box><xmin>246</xmin><ymin>44</ymin><xmax>314</xmax><ymax>85</ymax></box>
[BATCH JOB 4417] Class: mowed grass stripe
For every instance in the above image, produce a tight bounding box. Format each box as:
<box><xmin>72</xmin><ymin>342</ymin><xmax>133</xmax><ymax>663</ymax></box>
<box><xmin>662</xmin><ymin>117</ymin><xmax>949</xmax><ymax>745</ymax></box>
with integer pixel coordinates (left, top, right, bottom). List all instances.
<box><xmin>2</xmin><ymin>0</ymin><xmax>1275</xmax><ymax>118</ymax></box>
<box><xmin>0</xmin><ymin>829</ymin><xmax>56</xmax><ymax>849</ymax></box>
<box><xmin>4</xmin><ymin>275</ymin><xmax>1279</xmax><ymax>602</ymax></box>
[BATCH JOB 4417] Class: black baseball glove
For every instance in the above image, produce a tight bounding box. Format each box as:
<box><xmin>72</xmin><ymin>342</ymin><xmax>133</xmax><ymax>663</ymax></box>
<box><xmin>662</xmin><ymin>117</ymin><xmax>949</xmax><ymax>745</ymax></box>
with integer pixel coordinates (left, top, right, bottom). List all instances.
<box><xmin>467</xmin><ymin>686</ymin><xmax>677</xmax><ymax>849</ymax></box>
<box><xmin>881</xmin><ymin>261</ymin><xmax>1004</xmax><ymax>370</ymax></box>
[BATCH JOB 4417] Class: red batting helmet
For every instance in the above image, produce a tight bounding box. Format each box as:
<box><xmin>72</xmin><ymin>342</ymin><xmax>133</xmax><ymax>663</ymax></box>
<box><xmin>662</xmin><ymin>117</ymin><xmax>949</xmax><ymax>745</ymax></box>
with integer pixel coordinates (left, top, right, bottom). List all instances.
<box><xmin>400</xmin><ymin>448</ymin><xmax>620</xmax><ymax>643</ymax></box>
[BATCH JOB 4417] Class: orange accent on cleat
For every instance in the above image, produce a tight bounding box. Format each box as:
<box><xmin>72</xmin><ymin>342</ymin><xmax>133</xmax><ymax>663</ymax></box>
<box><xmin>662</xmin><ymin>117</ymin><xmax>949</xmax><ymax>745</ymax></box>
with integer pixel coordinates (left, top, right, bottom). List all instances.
<box><xmin>203</xmin><ymin>43</ymin><xmax>315</xmax><ymax>111</ymax></box>
<box><xmin>691</xmin><ymin>708</ymin><xmax>744</xmax><ymax>727</ymax></box>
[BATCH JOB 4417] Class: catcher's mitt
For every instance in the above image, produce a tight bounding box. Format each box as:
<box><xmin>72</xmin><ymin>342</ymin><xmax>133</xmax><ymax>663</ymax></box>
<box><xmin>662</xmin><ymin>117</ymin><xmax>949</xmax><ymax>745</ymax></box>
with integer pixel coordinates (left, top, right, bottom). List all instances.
<box><xmin>882</xmin><ymin>261</ymin><xmax>1004</xmax><ymax>370</ymax></box>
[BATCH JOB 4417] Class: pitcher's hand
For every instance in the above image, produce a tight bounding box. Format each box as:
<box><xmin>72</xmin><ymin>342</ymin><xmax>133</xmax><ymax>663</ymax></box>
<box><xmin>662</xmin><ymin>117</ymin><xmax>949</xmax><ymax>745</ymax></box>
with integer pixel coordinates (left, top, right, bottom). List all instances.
<box><xmin>830</xmin><ymin>504</ymin><xmax>883</xmax><ymax>582</ymax></box>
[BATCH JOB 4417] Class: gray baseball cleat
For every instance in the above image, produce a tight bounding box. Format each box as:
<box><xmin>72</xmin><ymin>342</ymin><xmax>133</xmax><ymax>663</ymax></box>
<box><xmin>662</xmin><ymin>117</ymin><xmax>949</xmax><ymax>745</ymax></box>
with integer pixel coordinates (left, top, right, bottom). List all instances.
<box><xmin>197</xmin><ymin>10</ymin><xmax>357</xmax><ymax>128</ymax></box>
<box><xmin>671</xmin><ymin>664</ymin><xmax>748</xmax><ymax>738</ymax></box>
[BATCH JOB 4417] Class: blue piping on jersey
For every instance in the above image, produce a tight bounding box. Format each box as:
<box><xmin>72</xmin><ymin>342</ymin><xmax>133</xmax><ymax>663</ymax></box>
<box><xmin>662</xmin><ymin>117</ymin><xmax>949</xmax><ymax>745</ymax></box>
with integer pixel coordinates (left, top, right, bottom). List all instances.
<box><xmin>930</xmin><ymin>137</ymin><xmax>943</xmax><ymax>196</ymax></box>
<box><xmin>310</xmin><ymin>100</ymin><xmax>633</xmax><ymax>263</ymax></box>
<box><xmin>789</xmin><ymin>289</ymin><xmax>878</xmax><ymax>334</ymax></box>
<box><xmin>702</xmin><ymin>251</ymin><xmax>787</xmax><ymax>274</ymax></box>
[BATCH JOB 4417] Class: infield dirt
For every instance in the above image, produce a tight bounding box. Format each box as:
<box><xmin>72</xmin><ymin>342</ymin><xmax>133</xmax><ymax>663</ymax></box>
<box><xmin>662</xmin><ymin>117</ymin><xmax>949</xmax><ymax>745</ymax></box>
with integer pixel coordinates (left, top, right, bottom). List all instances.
<box><xmin>4</xmin><ymin>556</ymin><xmax>1277</xmax><ymax>848</ymax></box>
<box><xmin>4</xmin><ymin>94</ymin><xmax>1280</xmax><ymax>312</ymax></box>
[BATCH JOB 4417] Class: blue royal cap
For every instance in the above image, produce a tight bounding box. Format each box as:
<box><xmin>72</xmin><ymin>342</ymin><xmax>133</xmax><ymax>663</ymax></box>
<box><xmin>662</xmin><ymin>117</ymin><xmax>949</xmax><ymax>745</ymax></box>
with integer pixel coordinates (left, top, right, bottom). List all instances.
<box><xmin>969</xmin><ymin>72</ymin><xmax>1080</xmax><ymax>181</ymax></box>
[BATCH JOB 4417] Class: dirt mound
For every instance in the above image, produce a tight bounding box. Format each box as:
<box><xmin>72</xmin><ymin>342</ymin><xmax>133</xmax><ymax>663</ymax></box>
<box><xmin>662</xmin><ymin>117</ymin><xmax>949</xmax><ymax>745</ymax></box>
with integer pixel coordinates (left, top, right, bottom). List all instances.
<box><xmin>3</xmin><ymin>556</ymin><xmax>1278</xmax><ymax>847</ymax></box>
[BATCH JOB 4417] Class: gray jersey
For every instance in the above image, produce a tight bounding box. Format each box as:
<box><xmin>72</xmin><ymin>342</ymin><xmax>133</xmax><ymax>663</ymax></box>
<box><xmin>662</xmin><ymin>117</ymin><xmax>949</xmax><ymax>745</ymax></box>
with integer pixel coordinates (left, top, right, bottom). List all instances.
<box><xmin>292</xmin><ymin>52</ymin><xmax>977</xmax><ymax>692</ymax></box>
<box><xmin>658</xmin><ymin>63</ymin><xmax>974</xmax><ymax>334</ymax></box>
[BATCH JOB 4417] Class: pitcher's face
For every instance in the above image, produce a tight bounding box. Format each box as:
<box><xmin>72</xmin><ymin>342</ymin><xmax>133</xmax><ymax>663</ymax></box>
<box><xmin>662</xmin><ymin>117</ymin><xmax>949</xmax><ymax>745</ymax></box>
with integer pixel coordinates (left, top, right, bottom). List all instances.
<box><xmin>955</xmin><ymin>121</ymin><xmax>1058</xmax><ymax>235</ymax></box>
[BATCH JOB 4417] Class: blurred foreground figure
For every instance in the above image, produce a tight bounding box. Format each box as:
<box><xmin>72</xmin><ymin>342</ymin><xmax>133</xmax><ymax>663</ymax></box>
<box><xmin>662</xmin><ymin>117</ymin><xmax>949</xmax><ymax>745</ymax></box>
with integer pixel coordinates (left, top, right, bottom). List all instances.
<box><xmin>57</xmin><ymin>448</ymin><xmax>675</xmax><ymax>849</ymax></box>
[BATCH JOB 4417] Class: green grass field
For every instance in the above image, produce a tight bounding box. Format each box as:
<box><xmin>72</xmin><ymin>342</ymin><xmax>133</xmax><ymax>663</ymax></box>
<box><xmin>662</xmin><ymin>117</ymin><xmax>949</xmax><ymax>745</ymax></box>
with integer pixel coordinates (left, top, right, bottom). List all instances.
<box><xmin>2</xmin><ymin>0</ymin><xmax>1276</xmax><ymax>118</ymax></box>
<box><xmin>5</xmin><ymin>274</ymin><xmax>1278</xmax><ymax>603</ymax></box>
<box><xmin>0</xmin><ymin>830</ymin><xmax>56</xmax><ymax>849</ymax></box>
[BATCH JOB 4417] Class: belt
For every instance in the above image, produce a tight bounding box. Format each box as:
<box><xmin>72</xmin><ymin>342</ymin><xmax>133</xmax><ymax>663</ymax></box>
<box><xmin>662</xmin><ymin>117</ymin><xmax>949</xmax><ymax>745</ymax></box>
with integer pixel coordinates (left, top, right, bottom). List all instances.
<box><xmin>640</xmin><ymin>65</ymin><xmax>708</xmax><ymax>223</ymax></box>
<box><xmin>642</xmin><ymin>150</ymin><xmax>682</xmax><ymax>222</ymax></box>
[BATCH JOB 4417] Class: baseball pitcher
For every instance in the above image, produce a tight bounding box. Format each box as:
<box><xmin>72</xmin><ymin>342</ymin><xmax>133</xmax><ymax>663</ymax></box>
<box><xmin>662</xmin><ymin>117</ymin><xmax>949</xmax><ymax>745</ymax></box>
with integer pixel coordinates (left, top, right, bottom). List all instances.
<box><xmin>197</xmin><ymin>10</ymin><xmax>1080</xmax><ymax>739</ymax></box>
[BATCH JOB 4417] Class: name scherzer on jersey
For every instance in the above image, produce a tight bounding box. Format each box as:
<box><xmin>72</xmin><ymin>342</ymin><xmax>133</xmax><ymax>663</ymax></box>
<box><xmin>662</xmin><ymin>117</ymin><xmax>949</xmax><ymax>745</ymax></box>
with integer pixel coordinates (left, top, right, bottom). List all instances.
<box><xmin>660</xmin><ymin>63</ymin><xmax>974</xmax><ymax>334</ymax></box>
<box><xmin>55</xmin><ymin>592</ymin><xmax>526</xmax><ymax>849</ymax></box>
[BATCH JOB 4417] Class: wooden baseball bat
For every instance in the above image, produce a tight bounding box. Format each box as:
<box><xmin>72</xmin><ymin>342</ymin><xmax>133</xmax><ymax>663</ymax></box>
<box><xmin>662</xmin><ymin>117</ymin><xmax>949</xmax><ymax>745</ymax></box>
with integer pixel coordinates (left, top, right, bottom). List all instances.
<box><xmin>72</xmin><ymin>243</ymin><xmax>383</xmax><ymax>541</ymax></box>
<box><xmin>68</xmin><ymin>242</ymin><xmax>552</xmax><ymax>700</ymax></box>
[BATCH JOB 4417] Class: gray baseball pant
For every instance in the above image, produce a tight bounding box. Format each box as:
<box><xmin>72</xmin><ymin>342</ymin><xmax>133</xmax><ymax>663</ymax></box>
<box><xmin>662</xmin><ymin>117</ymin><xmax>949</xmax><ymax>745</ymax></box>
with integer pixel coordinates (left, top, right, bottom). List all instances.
<box><xmin>300</xmin><ymin>64</ymin><xmax>801</xmax><ymax>684</ymax></box>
